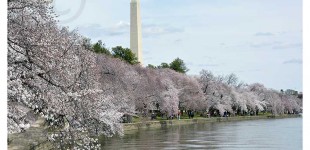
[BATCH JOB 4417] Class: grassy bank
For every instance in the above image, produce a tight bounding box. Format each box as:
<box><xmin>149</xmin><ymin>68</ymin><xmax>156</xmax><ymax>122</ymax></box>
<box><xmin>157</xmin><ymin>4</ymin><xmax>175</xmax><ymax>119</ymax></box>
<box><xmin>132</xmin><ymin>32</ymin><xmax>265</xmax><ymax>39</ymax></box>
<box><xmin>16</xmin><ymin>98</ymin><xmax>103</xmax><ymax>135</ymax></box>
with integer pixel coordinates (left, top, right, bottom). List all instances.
<box><xmin>123</xmin><ymin>114</ymin><xmax>302</xmax><ymax>132</ymax></box>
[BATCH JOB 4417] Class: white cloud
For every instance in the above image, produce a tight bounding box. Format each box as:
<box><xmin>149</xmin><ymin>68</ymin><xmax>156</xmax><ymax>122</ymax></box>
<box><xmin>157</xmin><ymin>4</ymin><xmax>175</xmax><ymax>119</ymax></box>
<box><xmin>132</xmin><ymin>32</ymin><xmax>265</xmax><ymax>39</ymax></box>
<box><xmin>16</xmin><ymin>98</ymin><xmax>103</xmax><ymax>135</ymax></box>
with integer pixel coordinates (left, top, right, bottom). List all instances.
<box><xmin>77</xmin><ymin>21</ymin><xmax>130</xmax><ymax>37</ymax></box>
<box><xmin>142</xmin><ymin>24</ymin><xmax>184</xmax><ymax>37</ymax></box>
<box><xmin>283</xmin><ymin>59</ymin><xmax>303</xmax><ymax>64</ymax></box>
<box><xmin>255</xmin><ymin>32</ymin><xmax>274</xmax><ymax>36</ymax></box>
<box><xmin>273</xmin><ymin>43</ymin><xmax>302</xmax><ymax>49</ymax></box>
<box><xmin>115</xmin><ymin>21</ymin><xmax>130</xmax><ymax>29</ymax></box>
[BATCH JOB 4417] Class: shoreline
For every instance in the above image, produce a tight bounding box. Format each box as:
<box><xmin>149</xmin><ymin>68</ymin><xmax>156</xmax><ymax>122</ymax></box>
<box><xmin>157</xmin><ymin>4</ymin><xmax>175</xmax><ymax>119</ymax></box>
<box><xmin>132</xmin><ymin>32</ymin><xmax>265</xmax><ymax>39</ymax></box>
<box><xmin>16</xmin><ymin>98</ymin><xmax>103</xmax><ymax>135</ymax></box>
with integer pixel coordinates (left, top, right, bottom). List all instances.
<box><xmin>123</xmin><ymin>114</ymin><xmax>302</xmax><ymax>133</ymax></box>
<box><xmin>8</xmin><ymin>114</ymin><xmax>301</xmax><ymax>149</ymax></box>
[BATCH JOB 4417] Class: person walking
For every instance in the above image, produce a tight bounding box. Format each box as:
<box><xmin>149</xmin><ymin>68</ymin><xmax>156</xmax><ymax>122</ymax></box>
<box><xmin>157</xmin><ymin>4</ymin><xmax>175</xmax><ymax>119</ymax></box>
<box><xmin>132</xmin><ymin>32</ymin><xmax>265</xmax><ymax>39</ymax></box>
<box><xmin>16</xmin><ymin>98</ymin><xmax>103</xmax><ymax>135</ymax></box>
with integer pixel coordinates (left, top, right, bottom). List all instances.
<box><xmin>178</xmin><ymin>110</ymin><xmax>181</xmax><ymax>120</ymax></box>
<box><xmin>191</xmin><ymin>111</ymin><xmax>194</xmax><ymax>119</ymax></box>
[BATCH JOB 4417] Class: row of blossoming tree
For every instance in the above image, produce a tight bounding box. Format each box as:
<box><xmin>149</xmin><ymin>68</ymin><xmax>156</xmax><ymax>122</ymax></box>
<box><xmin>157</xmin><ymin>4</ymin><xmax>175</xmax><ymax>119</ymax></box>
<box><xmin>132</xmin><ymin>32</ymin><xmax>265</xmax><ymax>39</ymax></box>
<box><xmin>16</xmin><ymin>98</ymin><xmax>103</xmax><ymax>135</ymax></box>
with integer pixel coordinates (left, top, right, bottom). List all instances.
<box><xmin>7</xmin><ymin>0</ymin><xmax>302</xmax><ymax>149</ymax></box>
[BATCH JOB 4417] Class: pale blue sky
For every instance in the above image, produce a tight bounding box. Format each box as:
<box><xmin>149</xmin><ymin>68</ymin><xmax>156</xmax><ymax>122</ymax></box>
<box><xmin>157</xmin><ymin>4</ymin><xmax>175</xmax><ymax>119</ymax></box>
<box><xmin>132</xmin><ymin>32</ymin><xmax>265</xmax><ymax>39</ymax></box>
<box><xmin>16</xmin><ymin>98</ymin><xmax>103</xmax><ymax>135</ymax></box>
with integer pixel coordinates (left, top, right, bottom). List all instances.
<box><xmin>54</xmin><ymin>0</ymin><xmax>303</xmax><ymax>91</ymax></box>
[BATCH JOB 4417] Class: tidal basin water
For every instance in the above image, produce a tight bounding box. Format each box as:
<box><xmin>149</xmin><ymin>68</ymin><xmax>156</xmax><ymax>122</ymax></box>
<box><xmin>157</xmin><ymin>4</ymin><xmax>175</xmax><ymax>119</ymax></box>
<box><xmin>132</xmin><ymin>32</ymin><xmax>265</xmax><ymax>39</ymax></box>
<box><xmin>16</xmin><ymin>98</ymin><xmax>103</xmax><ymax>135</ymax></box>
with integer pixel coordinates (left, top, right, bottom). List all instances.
<box><xmin>101</xmin><ymin>117</ymin><xmax>302</xmax><ymax>150</ymax></box>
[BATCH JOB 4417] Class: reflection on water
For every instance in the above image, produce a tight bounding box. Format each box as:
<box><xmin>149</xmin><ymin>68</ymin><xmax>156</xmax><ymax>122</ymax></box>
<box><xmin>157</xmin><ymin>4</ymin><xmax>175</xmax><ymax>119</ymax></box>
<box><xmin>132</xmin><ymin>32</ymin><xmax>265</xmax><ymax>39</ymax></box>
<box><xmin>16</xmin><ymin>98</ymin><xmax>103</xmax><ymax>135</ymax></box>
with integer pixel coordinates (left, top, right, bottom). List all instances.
<box><xmin>101</xmin><ymin>118</ymin><xmax>302</xmax><ymax>150</ymax></box>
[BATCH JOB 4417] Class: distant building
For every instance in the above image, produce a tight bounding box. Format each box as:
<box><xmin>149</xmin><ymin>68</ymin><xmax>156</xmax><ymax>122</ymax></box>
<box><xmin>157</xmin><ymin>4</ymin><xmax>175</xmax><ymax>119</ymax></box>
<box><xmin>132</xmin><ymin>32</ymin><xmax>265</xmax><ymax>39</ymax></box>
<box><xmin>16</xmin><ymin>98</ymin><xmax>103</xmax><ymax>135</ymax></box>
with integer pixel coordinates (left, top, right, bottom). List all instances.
<box><xmin>298</xmin><ymin>92</ymin><xmax>303</xmax><ymax>99</ymax></box>
<box><xmin>285</xmin><ymin>89</ymin><xmax>298</xmax><ymax>95</ymax></box>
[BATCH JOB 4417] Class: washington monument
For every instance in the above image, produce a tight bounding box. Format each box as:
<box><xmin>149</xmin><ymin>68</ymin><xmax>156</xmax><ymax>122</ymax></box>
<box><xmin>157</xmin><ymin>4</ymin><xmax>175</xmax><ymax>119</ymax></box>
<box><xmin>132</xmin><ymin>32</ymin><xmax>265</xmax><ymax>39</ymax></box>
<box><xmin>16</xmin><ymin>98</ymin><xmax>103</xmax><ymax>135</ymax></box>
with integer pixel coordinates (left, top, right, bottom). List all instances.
<box><xmin>130</xmin><ymin>0</ymin><xmax>143</xmax><ymax>65</ymax></box>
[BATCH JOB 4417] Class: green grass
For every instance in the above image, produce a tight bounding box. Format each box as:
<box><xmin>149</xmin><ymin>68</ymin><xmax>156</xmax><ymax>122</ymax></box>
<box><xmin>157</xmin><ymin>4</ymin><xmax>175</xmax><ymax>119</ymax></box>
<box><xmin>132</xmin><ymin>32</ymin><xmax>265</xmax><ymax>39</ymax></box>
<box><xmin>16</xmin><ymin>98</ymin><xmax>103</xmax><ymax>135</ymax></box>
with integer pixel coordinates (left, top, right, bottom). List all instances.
<box><xmin>131</xmin><ymin>112</ymin><xmax>280</xmax><ymax>123</ymax></box>
<box><xmin>132</xmin><ymin>116</ymin><xmax>142</xmax><ymax>123</ymax></box>
<box><xmin>257</xmin><ymin>112</ymin><xmax>273</xmax><ymax>116</ymax></box>
<box><xmin>131</xmin><ymin>115</ymin><xmax>186</xmax><ymax>122</ymax></box>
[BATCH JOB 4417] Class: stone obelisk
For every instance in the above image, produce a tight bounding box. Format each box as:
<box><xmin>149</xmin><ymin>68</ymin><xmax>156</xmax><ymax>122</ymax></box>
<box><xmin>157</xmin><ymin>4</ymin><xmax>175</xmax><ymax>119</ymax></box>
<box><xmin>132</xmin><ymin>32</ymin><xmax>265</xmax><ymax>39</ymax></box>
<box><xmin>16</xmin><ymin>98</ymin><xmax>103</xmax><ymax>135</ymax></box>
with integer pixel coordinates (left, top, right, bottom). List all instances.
<box><xmin>130</xmin><ymin>0</ymin><xmax>143</xmax><ymax>65</ymax></box>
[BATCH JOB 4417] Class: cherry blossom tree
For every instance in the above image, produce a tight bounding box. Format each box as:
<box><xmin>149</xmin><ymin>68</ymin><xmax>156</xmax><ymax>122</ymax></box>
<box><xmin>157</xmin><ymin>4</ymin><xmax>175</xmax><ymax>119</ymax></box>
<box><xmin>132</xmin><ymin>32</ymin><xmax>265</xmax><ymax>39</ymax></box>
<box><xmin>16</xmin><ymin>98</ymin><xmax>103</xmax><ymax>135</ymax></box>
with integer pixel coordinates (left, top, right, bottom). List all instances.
<box><xmin>198</xmin><ymin>70</ymin><xmax>302</xmax><ymax>116</ymax></box>
<box><xmin>280</xmin><ymin>93</ymin><xmax>302</xmax><ymax>114</ymax></box>
<box><xmin>230</xmin><ymin>87</ymin><xmax>248</xmax><ymax>115</ymax></box>
<box><xmin>199</xmin><ymin>70</ymin><xmax>234</xmax><ymax>116</ymax></box>
<box><xmin>149</xmin><ymin>69</ymin><xmax>206</xmax><ymax>117</ymax></box>
<box><xmin>154</xmin><ymin>69</ymin><xmax>181</xmax><ymax>117</ymax></box>
<box><xmin>225</xmin><ymin>73</ymin><xmax>238</xmax><ymax>86</ymax></box>
<box><xmin>8</xmin><ymin>0</ymin><xmax>133</xmax><ymax>148</ymax></box>
<box><xmin>178</xmin><ymin>76</ymin><xmax>205</xmax><ymax>111</ymax></box>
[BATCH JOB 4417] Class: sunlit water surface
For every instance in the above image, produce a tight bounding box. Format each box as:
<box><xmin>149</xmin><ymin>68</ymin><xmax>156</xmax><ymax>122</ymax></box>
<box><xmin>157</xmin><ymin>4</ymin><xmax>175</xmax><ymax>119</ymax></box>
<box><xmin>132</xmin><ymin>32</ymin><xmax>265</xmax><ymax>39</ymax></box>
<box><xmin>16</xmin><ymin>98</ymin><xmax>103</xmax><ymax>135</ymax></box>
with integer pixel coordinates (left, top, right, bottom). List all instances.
<box><xmin>101</xmin><ymin>117</ymin><xmax>302</xmax><ymax>150</ymax></box>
